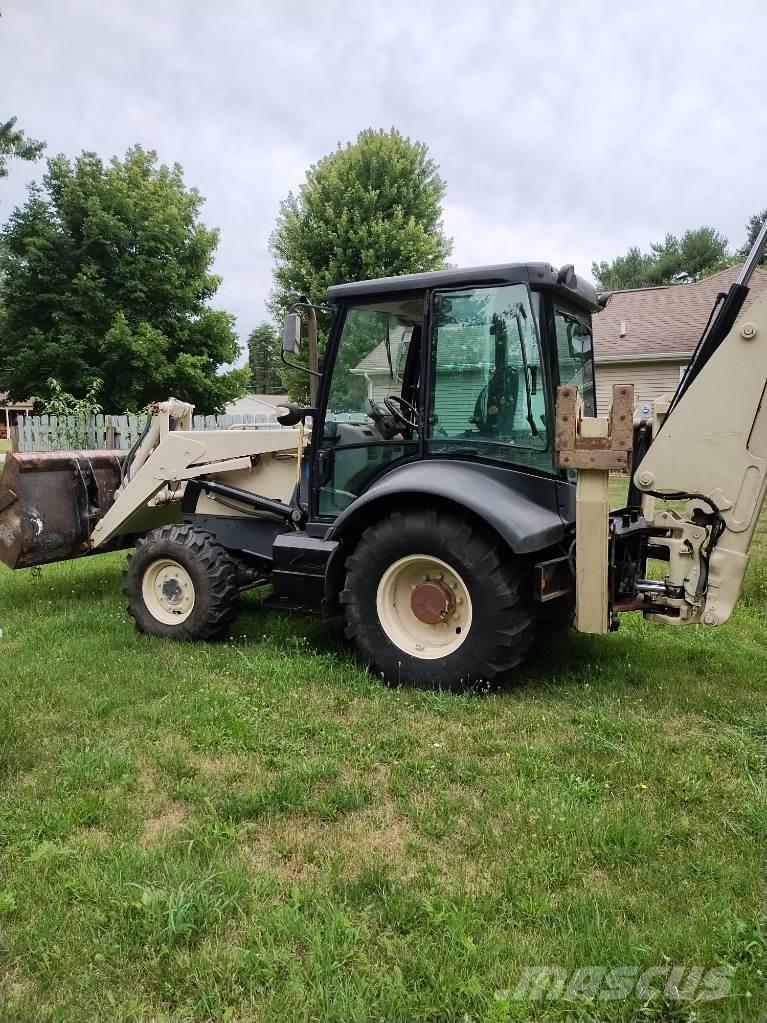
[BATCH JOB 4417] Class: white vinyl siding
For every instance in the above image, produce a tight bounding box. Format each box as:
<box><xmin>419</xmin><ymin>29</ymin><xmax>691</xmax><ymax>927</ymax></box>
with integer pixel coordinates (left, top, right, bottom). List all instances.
<box><xmin>595</xmin><ymin>360</ymin><xmax>687</xmax><ymax>414</ymax></box>
<box><xmin>430</xmin><ymin>369</ymin><xmax>486</xmax><ymax>434</ymax></box>
<box><xmin>367</xmin><ymin>373</ymin><xmax>393</xmax><ymax>405</ymax></box>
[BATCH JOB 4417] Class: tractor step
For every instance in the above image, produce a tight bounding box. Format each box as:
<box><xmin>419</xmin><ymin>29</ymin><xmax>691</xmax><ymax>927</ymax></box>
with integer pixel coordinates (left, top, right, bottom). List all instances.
<box><xmin>270</xmin><ymin>532</ymin><xmax>340</xmax><ymax>614</ymax></box>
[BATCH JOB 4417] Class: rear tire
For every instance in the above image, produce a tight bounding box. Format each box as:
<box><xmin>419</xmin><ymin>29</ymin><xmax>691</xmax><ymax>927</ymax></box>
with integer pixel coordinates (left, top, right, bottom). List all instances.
<box><xmin>341</xmin><ymin>509</ymin><xmax>535</xmax><ymax>691</ymax></box>
<box><xmin>124</xmin><ymin>524</ymin><xmax>239</xmax><ymax>640</ymax></box>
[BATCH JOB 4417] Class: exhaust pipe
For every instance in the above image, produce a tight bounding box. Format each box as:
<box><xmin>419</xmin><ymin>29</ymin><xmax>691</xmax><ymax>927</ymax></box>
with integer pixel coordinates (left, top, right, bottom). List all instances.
<box><xmin>0</xmin><ymin>450</ymin><xmax>127</xmax><ymax>570</ymax></box>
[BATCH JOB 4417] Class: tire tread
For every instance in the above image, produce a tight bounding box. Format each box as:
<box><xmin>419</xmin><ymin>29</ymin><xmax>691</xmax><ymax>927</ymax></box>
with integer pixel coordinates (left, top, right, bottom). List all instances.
<box><xmin>123</xmin><ymin>524</ymin><xmax>239</xmax><ymax>640</ymax></box>
<box><xmin>342</xmin><ymin>509</ymin><xmax>536</xmax><ymax>690</ymax></box>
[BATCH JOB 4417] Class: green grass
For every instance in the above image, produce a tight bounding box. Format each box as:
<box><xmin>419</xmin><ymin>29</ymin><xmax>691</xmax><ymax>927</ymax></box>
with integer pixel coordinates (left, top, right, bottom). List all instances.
<box><xmin>0</xmin><ymin>480</ymin><xmax>764</xmax><ymax>1021</ymax></box>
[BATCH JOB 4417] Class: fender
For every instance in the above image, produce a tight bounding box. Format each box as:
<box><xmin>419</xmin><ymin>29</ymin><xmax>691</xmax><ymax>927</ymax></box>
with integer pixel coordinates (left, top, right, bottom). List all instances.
<box><xmin>327</xmin><ymin>459</ymin><xmax>566</xmax><ymax>554</ymax></box>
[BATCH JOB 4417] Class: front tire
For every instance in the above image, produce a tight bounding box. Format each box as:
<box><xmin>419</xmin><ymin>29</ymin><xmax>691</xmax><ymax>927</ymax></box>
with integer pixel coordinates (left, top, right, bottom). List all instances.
<box><xmin>124</xmin><ymin>524</ymin><xmax>239</xmax><ymax>640</ymax></box>
<box><xmin>341</xmin><ymin>509</ymin><xmax>535</xmax><ymax>691</ymax></box>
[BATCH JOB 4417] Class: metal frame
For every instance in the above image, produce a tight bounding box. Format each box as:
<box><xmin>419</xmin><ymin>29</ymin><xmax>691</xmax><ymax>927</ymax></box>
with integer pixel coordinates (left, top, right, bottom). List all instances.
<box><xmin>90</xmin><ymin>400</ymin><xmax>303</xmax><ymax>548</ymax></box>
<box><xmin>424</xmin><ymin>281</ymin><xmax>557</xmax><ymax>466</ymax></box>
<box><xmin>632</xmin><ymin>286</ymin><xmax>767</xmax><ymax>628</ymax></box>
<box><xmin>308</xmin><ymin>292</ymin><xmax>426</xmax><ymax>524</ymax></box>
<box><xmin>554</xmin><ymin>384</ymin><xmax>634</xmax><ymax>633</ymax></box>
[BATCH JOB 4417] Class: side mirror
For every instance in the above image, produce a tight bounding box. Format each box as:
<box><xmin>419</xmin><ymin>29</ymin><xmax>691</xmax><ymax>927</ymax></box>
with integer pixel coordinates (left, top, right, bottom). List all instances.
<box><xmin>283</xmin><ymin>312</ymin><xmax>301</xmax><ymax>353</ymax></box>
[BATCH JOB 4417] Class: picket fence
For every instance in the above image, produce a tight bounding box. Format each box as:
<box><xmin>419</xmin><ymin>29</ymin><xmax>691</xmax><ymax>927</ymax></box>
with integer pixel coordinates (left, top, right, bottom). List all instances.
<box><xmin>12</xmin><ymin>412</ymin><xmax>287</xmax><ymax>452</ymax></box>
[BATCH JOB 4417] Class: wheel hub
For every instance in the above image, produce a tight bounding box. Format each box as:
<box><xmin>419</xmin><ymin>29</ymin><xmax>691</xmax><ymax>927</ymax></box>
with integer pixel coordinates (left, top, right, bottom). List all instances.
<box><xmin>142</xmin><ymin>558</ymin><xmax>196</xmax><ymax>625</ymax></box>
<box><xmin>161</xmin><ymin>577</ymin><xmax>184</xmax><ymax>605</ymax></box>
<box><xmin>375</xmin><ymin>554</ymin><xmax>472</xmax><ymax>659</ymax></box>
<box><xmin>410</xmin><ymin>580</ymin><xmax>454</xmax><ymax>624</ymax></box>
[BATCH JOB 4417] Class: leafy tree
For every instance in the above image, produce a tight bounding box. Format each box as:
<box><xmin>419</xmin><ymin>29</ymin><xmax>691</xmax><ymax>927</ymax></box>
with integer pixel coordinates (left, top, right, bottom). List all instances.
<box><xmin>0</xmin><ymin>146</ymin><xmax>248</xmax><ymax>412</ymax></box>
<box><xmin>0</xmin><ymin>116</ymin><xmax>45</xmax><ymax>179</ymax></box>
<box><xmin>269</xmin><ymin>127</ymin><xmax>452</xmax><ymax>398</ymax></box>
<box><xmin>591</xmin><ymin>246</ymin><xmax>651</xmax><ymax>292</ymax></box>
<box><xmin>247</xmin><ymin>321</ymin><xmax>283</xmax><ymax>394</ymax></box>
<box><xmin>39</xmin><ymin>377</ymin><xmax>102</xmax><ymax>449</ymax></box>
<box><xmin>592</xmin><ymin>227</ymin><xmax>731</xmax><ymax>291</ymax></box>
<box><xmin>741</xmin><ymin>209</ymin><xmax>767</xmax><ymax>264</ymax></box>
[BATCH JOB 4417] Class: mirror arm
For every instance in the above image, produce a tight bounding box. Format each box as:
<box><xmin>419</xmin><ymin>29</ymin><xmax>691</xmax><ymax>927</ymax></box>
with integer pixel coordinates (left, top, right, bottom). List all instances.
<box><xmin>306</xmin><ymin>304</ymin><xmax>319</xmax><ymax>407</ymax></box>
<box><xmin>285</xmin><ymin>299</ymin><xmax>333</xmax><ymax>407</ymax></box>
<box><xmin>276</xmin><ymin>402</ymin><xmax>317</xmax><ymax>427</ymax></box>
<box><xmin>280</xmin><ymin>351</ymin><xmax>323</xmax><ymax>378</ymax></box>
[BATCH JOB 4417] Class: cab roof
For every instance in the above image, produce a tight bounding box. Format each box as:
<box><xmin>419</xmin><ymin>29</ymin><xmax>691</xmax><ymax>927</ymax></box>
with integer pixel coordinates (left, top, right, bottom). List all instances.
<box><xmin>326</xmin><ymin>262</ymin><xmax>599</xmax><ymax>311</ymax></box>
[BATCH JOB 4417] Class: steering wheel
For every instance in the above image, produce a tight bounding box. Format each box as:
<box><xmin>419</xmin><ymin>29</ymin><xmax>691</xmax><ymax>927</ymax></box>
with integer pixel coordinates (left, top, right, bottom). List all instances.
<box><xmin>384</xmin><ymin>394</ymin><xmax>420</xmax><ymax>431</ymax></box>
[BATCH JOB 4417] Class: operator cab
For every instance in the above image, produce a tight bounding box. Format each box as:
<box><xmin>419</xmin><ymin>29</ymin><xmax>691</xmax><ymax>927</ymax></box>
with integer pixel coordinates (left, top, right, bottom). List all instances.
<box><xmin>296</xmin><ymin>263</ymin><xmax>599</xmax><ymax>520</ymax></box>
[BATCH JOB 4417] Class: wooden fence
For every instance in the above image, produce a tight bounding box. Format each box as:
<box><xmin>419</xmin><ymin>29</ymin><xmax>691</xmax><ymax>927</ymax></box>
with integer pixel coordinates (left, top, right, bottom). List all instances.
<box><xmin>11</xmin><ymin>412</ymin><xmax>287</xmax><ymax>452</ymax></box>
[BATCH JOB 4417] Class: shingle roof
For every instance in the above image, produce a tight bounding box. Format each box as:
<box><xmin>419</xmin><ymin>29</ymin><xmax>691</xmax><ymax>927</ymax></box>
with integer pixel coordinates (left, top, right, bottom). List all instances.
<box><xmin>593</xmin><ymin>264</ymin><xmax>767</xmax><ymax>362</ymax></box>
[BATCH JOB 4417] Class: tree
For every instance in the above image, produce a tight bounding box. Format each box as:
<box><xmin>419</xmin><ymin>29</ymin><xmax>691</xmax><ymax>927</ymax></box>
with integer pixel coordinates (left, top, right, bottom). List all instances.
<box><xmin>741</xmin><ymin>209</ymin><xmax>767</xmax><ymax>264</ymax></box>
<box><xmin>0</xmin><ymin>116</ymin><xmax>45</xmax><ymax>179</ymax></box>
<box><xmin>247</xmin><ymin>321</ymin><xmax>283</xmax><ymax>393</ymax></box>
<box><xmin>269</xmin><ymin>127</ymin><xmax>452</xmax><ymax>397</ymax></box>
<box><xmin>592</xmin><ymin>227</ymin><xmax>731</xmax><ymax>291</ymax></box>
<box><xmin>39</xmin><ymin>377</ymin><xmax>102</xmax><ymax>449</ymax></box>
<box><xmin>590</xmin><ymin>245</ymin><xmax>653</xmax><ymax>293</ymax></box>
<box><xmin>0</xmin><ymin>146</ymin><xmax>248</xmax><ymax>412</ymax></box>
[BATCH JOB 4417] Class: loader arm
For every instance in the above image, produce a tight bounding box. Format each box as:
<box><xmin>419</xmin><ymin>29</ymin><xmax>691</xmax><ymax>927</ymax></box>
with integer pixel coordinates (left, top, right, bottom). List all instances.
<box><xmin>90</xmin><ymin>399</ymin><xmax>305</xmax><ymax>548</ymax></box>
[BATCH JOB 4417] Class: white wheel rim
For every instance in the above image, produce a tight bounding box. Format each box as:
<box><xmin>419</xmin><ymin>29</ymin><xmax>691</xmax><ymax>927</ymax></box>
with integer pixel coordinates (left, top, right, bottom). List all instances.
<box><xmin>141</xmin><ymin>558</ymin><xmax>196</xmax><ymax>625</ymax></box>
<box><xmin>376</xmin><ymin>554</ymin><xmax>473</xmax><ymax>659</ymax></box>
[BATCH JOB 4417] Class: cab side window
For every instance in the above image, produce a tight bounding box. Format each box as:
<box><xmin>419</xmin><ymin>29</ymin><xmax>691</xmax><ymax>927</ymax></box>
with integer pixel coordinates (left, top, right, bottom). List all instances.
<box><xmin>554</xmin><ymin>305</ymin><xmax>596</xmax><ymax>416</ymax></box>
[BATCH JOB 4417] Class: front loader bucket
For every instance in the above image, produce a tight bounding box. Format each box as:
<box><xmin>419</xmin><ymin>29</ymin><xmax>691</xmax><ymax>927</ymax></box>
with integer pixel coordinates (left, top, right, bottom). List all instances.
<box><xmin>0</xmin><ymin>451</ymin><xmax>126</xmax><ymax>570</ymax></box>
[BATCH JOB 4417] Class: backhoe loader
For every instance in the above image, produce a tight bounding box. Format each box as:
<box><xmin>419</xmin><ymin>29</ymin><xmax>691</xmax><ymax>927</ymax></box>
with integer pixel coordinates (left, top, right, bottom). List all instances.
<box><xmin>2</xmin><ymin>218</ymin><xmax>767</xmax><ymax>690</ymax></box>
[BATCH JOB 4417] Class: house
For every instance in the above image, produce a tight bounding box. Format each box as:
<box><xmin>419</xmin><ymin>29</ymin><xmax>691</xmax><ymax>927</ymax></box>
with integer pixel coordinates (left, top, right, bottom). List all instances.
<box><xmin>593</xmin><ymin>264</ymin><xmax>767</xmax><ymax>413</ymax></box>
<box><xmin>0</xmin><ymin>393</ymin><xmax>34</xmax><ymax>440</ymax></box>
<box><xmin>224</xmin><ymin>393</ymin><xmax>289</xmax><ymax>416</ymax></box>
<box><xmin>349</xmin><ymin>324</ymin><xmax>412</xmax><ymax>402</ymax></box>
<box><xmin>350</xmin><ymin>324</ymin><xmax>495</xmax><ymax>433</ymax></box>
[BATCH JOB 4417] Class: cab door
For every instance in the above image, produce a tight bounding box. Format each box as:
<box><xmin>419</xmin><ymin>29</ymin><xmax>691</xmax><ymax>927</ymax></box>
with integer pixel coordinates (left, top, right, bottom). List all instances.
<box><xmin>425</xmin><ymin>283</ymin><xmax>554</xmax><ymax>474</ymax></box>
<box><xmin>312</xmin><ymin>301</ymin><xmax>423</xmax><ymax>521</ymax></box>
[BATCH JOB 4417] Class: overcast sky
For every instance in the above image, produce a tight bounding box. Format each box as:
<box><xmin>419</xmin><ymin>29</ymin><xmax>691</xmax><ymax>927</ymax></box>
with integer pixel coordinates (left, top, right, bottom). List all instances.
<box><xmin>2</xmin><ymin>1</ymin><xmax>766</xmax><ymax>361</ymax></box>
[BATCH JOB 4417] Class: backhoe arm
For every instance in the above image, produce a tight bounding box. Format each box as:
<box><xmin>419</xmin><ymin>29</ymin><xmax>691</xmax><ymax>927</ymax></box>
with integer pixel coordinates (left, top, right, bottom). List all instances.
<box><xmin>557</xmin><ymin>217</ymin><xmax>767</xmax><ymax>633</ymax></box>
<box><xmin>634</xmin><ymin>285</ymin><xmax>767</xmax><ymax>627</ymax></box>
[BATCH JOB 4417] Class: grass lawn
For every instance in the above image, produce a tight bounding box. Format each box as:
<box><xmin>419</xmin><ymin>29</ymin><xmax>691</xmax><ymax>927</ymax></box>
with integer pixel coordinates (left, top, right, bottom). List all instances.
<box><xmin>0</xmin><ymin>481</ymin><xmax>765</xmax><ymax>1021</ymax></box>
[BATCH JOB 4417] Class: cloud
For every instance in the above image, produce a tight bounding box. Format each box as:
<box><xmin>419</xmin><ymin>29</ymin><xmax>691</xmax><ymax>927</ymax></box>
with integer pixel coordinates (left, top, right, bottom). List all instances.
<box><xmin>2</xmin><ymin>0</ymin><xmax>765</xmax><ymax>367</ymax></box>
